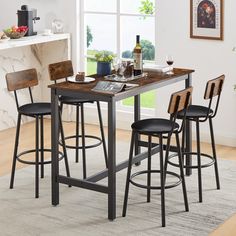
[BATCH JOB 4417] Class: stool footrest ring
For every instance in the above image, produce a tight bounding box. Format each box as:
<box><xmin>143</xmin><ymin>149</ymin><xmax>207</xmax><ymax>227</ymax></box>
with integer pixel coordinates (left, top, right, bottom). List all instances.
<box><xmin>16</xmin><ymin>149</ymin><xmax>64</xmax><ymax>165</ymax></box>
<box><xmin>59</xmin><ymin>135</ymin><xmax>102</xmax><ymax>149</ymax></box>
<box><xmin>130</xmin><ymin>170</ymin><xmax>182</xmax><ymax>190</ymax></box>
<box><xmin>168</xmin><ymin>151</ymin><xmax>215</xmax><ymax>169</ymax></box>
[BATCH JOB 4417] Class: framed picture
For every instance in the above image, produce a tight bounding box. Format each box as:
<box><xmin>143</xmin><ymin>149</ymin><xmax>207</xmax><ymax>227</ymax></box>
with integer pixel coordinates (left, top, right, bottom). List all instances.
<box><xmin>190</xmin><ymin>0</ymin><xmax>224</xmax><ymax>40</ymax></box>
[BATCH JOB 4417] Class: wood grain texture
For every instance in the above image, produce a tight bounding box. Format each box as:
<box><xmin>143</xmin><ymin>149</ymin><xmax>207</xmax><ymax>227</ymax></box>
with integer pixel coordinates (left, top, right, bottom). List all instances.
<box><xmin>48</xmin><ymin>68</ymin><xmax>195</xmax><ymax>97</ymax></box>
<box><xmin>5</xmin><ymin>68</ymin><xmax>38</xmax><ymax>91</ymax></box>
<box><xmin>48</xmin><ymin>60</ymin><xmax>74</xmax><ymax>81</ymax></box>
<box><xmin>204</xmin><ymin>75</ymin><xmax>225</xmax><ymax>99</ymax></box>
<box><xmin>168</xmin><ymin>87</ymin><xmax>193</xmax><ymax>114</ymax></box>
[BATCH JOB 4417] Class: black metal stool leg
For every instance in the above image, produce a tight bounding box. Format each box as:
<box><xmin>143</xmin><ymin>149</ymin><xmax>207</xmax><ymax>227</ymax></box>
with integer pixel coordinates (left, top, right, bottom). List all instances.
<box><xmin>59</xmin><ymin>111</ymin><xmax>71</xmax><ymax>178</ymax></box>
<box><xmin>181</xmin><ymin>121</ymin><xmax>186</xmax><ymax>164</ymax></box>
<box><xmin>35</xmin><ymin>116</ymin><xmax>39</xmax><ymax>198</ymax></box>
<box><xmin>40</xmin><ymin>116</ymin><xmax>44</xmax><ymax>179</ymax></box>
<box><xmin>159</xmin><ymin>135</ymin><xmax>165</xmax><ymax>227</ymax></box>
<box><xmin>175</xmin><ymin>132</ymin><xmax>189</xmax><ymax>212</ymax></box>
<box><xmin>164</xmin><ymin>133</ymin><xmax>171</xmax><ymax>184</ymax></box>
<box><xmin>75</xmin><ymin>105</ymin><xmax>80</xmax><ymax>163</ymax></box>
<box><xmin>122</xmin><ymin>131</ymin><xmax>135</xmax><ymax>217</ymax></box>
<box><xmin>209</xmin><ymin>117</ymin><xmax>220</xmax><ymax>190</ymax></box>
<box><xmin>10</xmin><ymin>114</ymin><xmax>22</xmax><ymax>189</ymax></box>
<box><xmin>147</xmin><ymin>135</ymin><xmax>152</xmax><ymax>203</ymax></box>
<box><xmin>81</xmin><ymin>103</ymin><xmax>87</xmax><ymax>179</ymax></box>
<box><xmin>196</xmin><ymin>119</ymin><xmax>202</xmax><ymax>202</ymax></box>
<box><xmin>97</xmin><ymin>101</ymin><xmax>108</xmax><ymax>168</ymax></box>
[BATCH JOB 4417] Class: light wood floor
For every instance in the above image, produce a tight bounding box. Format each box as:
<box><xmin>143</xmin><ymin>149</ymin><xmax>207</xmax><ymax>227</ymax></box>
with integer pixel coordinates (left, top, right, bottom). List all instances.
<box><xmin>0</xmin><ymin>119</ymin><xmax>235</xmax><ymax>235</ymax></box>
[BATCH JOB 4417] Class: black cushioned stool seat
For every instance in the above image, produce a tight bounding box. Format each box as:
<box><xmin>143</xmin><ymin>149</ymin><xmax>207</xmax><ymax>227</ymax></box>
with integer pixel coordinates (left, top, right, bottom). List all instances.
<box><xmin>18</xmin><ymin>102</ymin><xmax>51</xmax><ymax>116</ymax></box>
<box><xmin>177</xmin><ymin>105</ymin><xmax>213</xmax><ymax>119</ymax></box>
<box><xmin>60</xmin><ymin>96</ymin><xmax>94</xmax><ymax>105</ymax></box>
<box><xmin>132</xmin><ymin>118</ymin><xmax>179</xmax><ymax>135</ymax></box>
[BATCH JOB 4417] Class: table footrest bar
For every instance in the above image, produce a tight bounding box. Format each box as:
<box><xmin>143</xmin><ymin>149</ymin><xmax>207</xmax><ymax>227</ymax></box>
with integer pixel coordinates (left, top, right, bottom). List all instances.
<box><xmin>138</xmin><ymin>140</ymin><xmax>158</xmax><ymax>148</ymax></box>
<box><xmin>138</xmin><ymin>140</ymin><xmax>179</xmax><ymax>153</ymax></box>
<box><xmin>58</xmin><ymin>175</ymin><xmax>108</xmax><ymax>194</ymax></box>
<box><xmin>86</xmin><ymin>145</ymin><xmax>160</xmax><ymax>183</ymax></box>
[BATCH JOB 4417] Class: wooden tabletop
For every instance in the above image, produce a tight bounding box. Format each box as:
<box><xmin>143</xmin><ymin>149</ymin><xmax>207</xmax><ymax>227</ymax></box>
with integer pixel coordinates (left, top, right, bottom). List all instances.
<box><xmin>49</xmin><ymin>68</ymin><xmax>194</xmax><ymax>101</ymax></box>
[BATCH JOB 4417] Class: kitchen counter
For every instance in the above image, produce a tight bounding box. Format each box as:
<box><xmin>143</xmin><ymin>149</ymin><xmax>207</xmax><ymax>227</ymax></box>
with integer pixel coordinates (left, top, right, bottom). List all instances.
<box><xmin>0</xmin><ymin>33</ymin><xmax>70</xmax><ymax>51</ymax></box>
<box><xmin>0</xmin><ymin>33</ymin><xmax>71</xmax><ymax>131</ymax></box>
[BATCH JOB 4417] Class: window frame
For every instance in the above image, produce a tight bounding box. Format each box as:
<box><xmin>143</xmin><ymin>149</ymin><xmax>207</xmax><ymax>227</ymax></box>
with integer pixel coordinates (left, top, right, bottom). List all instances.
<box><xmin>79</xmin><ymin>0</ymin><xmax>158</xmax><ymax>114</ymax></box>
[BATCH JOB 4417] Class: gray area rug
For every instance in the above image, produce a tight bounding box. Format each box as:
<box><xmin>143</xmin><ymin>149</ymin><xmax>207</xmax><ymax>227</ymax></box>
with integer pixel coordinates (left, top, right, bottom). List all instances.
<box><xmin>0</xmin><ymin>142</ymin><xmax>236</xmax><ymax>236</ymax></box>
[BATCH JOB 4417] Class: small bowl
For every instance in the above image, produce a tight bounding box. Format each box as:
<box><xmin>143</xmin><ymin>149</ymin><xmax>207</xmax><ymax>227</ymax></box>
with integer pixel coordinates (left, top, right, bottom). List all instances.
<box><xmin>3</xmin><ymin>30</ymin><xmax>27</xmax><ymax>39</ymax></box>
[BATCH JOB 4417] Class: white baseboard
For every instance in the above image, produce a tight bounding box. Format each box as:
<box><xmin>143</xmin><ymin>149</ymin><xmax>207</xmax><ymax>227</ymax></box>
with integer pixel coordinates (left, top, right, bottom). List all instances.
<box><xmin>191</xmin><ymin>131</ymin><xmax>236</xmax><ymax>147</ymax></box>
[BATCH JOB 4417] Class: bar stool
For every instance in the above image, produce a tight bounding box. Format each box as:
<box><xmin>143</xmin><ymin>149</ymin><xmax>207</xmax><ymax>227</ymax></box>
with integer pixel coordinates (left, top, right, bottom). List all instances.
<box><xmin>168</xmin><ymin>75</ymin><xmax>225</xmax><ymax>202</ymax></box>
<box><xmin>6</xmin><ymin>68</ymin><xmax>70</xmax><ymax>198</ymax></box>
<box><xmin>48</xmin><ymin>60</ymin><xmax>108</xmax><ymax>179</ymax></box>
<box><xmin>122</xmin><ymin>87</ymin><xmax>193</xmax><ymax>227</ymax></box>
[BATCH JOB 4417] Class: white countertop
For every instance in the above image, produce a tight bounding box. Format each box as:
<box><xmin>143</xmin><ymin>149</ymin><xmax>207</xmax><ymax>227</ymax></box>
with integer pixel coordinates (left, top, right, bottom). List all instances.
<box><xmin>0</xmin><ymin>33</ymin><xmax>70</xmax><ymax>50</ymax></box>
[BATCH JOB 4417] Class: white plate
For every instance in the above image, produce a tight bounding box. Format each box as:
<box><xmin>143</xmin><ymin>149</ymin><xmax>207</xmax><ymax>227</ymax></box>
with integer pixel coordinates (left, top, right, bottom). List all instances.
<box><xmin>0</xmin><ymin>37</ymin><xmax>10</xmax><ymax>43</ymax></box>
<box><xmin>67</xmin><ymin>76</ymin><xmax>95</xmax><ymax>84</ymax></box>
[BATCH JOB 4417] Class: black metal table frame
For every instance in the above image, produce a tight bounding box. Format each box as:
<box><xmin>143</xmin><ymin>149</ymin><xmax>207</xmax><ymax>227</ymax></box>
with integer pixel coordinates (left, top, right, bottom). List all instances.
<box><xmin>51</xmin><ymin>72</ymin><xmax>192</xmax><ymax>221</ymax></box>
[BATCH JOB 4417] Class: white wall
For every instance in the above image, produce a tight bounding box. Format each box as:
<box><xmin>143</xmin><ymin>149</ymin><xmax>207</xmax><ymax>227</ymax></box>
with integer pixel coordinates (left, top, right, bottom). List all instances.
<box><xmin>1</xmin><ymin>0</ymin><xmax>236</xmax><ymax>146</ymax></box>
<box><xmin>155</xmin><ymin>0</ymin><xmax>236</xmax><ymax>146</ymax></box>
<box><xmin>0</xmin><ymin>1</ymin><xmax>75</xmax><ymax>32</ymax></box>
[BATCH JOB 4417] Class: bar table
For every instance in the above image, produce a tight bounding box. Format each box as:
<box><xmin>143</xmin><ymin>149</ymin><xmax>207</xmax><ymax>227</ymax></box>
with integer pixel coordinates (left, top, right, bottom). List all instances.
<box><xmin>49</xmin><ymin>68</ymin><xmax>194</xmax><ymax>220</ymax></box>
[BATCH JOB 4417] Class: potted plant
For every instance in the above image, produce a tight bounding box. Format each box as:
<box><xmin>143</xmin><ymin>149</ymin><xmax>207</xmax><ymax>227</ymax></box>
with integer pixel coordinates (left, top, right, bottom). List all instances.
<box><xmin>95</xmin><ymin>51</ymin><xmax>114</xmax><ymax>76</ymax></box>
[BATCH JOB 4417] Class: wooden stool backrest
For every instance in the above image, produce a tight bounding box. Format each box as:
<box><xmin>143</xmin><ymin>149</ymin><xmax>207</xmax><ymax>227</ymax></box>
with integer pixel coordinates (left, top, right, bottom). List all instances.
<box><xmin>48</xmin><ymin>60</ymin><xmax>74</xmax><ymax>81</ymax></box>
<box><xmin>168</xmin><ymin>87</ymin><xmax>193</xmax><ymax>114</ymax></box>
<box><xmin>6</xmin><ymin>69</ymin><xmax>38</xmax><ymax>91</ymax></box>
<box><xmin>204</xmin><ymin>75</ymin><xmax>225</xmax><ymax>100</ymax></box>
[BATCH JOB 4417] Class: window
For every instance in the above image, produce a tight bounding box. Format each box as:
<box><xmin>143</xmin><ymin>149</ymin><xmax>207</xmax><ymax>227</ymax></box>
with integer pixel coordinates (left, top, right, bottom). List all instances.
<box><xmin>80</xmin><ymin>0</ymin><xmax>157</xmax><ymax>110</ymax></box>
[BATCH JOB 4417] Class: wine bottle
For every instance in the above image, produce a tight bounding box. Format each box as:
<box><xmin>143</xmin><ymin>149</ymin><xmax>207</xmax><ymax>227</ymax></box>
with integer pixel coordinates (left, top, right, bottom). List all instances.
<box><xmin>133</xmin><ymin>35</ymin><xmax>142</xmax><ymax>76</ymax></box>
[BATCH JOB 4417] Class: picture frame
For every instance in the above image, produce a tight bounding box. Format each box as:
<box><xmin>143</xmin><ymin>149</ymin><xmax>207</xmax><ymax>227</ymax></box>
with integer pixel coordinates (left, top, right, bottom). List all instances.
<box><xmin>190</xmin><ymin>0</ymin><xmax>224</xmax><ymax>40</ymax></box>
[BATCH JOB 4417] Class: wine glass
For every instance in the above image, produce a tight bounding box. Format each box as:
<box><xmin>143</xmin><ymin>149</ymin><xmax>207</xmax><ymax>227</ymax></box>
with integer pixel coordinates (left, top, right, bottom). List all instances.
<box><xmin>52</xmin><ymin>19</ymin><xmax>64</xmax><ymax>34</ymax></box>
<box><xmin>119</xmin><ymin>61</ymin><xmax>128</xmax><ymax>76</ymax></box>
<box><xmin>166</xmin><ymin>55</ymin><xmax>174</xmax><ymax>75</ymax></box>
<box><xmin>112</xmin><ymin>58</ymin><xmax>121</xmax><ymax>77</ymax></box>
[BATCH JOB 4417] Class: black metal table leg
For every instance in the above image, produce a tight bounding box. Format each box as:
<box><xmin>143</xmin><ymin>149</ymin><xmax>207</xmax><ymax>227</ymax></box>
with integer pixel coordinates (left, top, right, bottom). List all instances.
<box><xmin>81</xmin><ymin>103</ymin><xmax>87</xmax><ymax>179</ymax></box>
<box><xmin>97</xmin><ymin>101</ymin><xmax>108</xmax><ymax>168</ymax></box>
<box><xmin>147</xmin><ymin>135</ymin><xmax>152</xmax><ymax>203</ymax></box>
<box><xmin>108</xmin><ymin>99</ymin><xmax>116</xmax><ymax>220</ymax></box>
<box><xmin>185</xmin><ymin>74</ymin><xmax>192</xmax><ymax>176</ymax></box>
<box><xmin>51</xmin><ymin>88</ymin><xmax>60</xmax><ymax>206</ymax></box>
<box><xmin>75</xmin><ymin>105</ymin><xmax>80</xmax><ymax>163</ymax></box>
<box><xmin>134</xmin><ymin>95</ymin><xmax>141</xmax><ymax>166</ymax></box>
